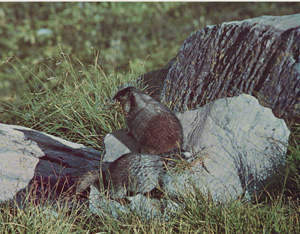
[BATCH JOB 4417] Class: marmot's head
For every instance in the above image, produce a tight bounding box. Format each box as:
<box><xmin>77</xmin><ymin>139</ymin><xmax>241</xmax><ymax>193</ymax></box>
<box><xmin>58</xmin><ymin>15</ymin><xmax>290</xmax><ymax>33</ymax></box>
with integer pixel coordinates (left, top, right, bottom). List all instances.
<box><xmin>113</xmin><ymin>86</ymin><xmax>139</xmax><ymax>114</ymax></box>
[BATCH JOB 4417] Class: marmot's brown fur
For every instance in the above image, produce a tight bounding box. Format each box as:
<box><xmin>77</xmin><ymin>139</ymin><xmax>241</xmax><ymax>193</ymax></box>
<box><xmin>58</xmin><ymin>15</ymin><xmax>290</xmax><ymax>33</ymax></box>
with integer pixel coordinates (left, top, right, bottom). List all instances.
<box><xmin>113</xmin><ymin>87</ymin><xmax>183</xmax><ymax>155</ymax></box>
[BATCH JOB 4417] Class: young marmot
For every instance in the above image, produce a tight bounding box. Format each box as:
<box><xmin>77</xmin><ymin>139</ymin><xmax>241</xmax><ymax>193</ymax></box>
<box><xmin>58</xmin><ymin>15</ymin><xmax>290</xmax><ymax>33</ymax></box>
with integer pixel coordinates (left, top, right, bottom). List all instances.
<box><xmin>105</xmin><ymin>153</ymin><xmax>164</xmax><ymax>199</ymax></box>
<box><xmin>113</xmin><ymin>87</ymin><xmax>183</xmax><ymax>155</ymax></box>
<box><xmin>76</xmin><ymin>153</ymin><xmax>164</xmax><ymax>200</ymax></box>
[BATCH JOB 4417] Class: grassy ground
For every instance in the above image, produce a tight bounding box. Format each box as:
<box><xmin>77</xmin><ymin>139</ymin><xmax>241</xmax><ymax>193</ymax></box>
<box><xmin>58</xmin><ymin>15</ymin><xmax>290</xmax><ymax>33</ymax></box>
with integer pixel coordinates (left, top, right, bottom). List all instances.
<box><xmin>1</xmin><ymin>187</ymin><xmax>300</xmax><ymax>233</ymax></box>
<box><xmin>1</xmin><ymin>2</ymin><xmax>300</xmax><ymax>233</ymax></box>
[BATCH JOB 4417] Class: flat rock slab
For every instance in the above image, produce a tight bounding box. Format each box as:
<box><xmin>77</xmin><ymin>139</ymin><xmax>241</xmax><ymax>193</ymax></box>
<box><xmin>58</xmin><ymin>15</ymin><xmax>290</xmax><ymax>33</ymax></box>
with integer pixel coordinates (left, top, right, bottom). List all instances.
<box><xmin>0</xmin><ymin>125</ymin><xmax>43</xmax><ymax>201</ymax></box>
<box><xmin>102</xmin><ymin>129</ymin><xmax>140</xmax><ymax>162</ymax></box>
<box><xmin>0</xmin><ymin>124</ymin><xmax>102</xmax><ymax>202</ymax></box>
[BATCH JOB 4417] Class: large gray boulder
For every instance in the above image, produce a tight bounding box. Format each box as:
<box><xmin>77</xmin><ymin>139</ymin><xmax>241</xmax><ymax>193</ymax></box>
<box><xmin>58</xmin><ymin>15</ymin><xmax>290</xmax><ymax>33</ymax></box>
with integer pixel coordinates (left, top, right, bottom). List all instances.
<box><xmin>90</xmin><ymin>94</ymin><xmax>290</xmax><ymax>218</ymax></box>
<box><xmin>0</xmin><ymin>123</ymin><xmax>104</xmax><ymax>203</ymax></box>
<box><xmin>166</xmin><ymin>94</ymin><xmax>290</xmax><ymax>202</ymax></box>
<box><xmin>143</xmin><ymin>14</ymin><xmax>300</xmax><ymax>120</ymax></box>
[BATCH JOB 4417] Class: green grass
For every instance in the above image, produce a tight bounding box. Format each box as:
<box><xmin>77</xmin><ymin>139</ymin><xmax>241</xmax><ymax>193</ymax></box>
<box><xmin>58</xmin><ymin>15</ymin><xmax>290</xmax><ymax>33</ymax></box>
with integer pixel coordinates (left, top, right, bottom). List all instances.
<box><xmin>1</xmin><ymin>186</ymin><xmax>300</xmax><ymax>233</ymax></box>
<box><xmin>1</xmin><ymin>2</ymin><xmax>300</xmax><ymax>233</ymax></box>
<box><xmin>0</xmin><ymin>52</ymin><xmax>146</xmax><ymax>150</ymax></box>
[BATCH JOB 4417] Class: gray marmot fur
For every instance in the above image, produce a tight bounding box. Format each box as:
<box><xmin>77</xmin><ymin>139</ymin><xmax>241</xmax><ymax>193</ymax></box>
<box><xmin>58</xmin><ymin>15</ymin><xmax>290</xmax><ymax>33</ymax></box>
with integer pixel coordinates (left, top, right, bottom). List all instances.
<box><xmin>76</xmin><ymin>153</ymin><xmax>164</xmax><ymax>199</ymax></box>
<box><xmin>105</xmin><ymin>153</ymin><xmax>164</xmax><ymax>199</ymax></box>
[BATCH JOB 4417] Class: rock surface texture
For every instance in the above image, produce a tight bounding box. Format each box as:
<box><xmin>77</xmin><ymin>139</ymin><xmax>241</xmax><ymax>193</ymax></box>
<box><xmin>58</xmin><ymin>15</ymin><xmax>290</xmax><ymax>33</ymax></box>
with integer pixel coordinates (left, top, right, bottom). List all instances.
<box><xmin>167</xmin><ymin>94</ymin><xmax>290</xmax><ymax>201</ymax></box>
<box><xmin>90</xmin><ymin>94</ymin><xmax>290</xmax><ymax>218</ymax></box>
<box><xmin>0</xmin><ymin>123</ymin><xmax>103</xmax><ymax>203</ymax></box>
<box><xmin>142</xmin><ymin>14</ymin><xmax>300</xmax><ymax>120</ymax></box>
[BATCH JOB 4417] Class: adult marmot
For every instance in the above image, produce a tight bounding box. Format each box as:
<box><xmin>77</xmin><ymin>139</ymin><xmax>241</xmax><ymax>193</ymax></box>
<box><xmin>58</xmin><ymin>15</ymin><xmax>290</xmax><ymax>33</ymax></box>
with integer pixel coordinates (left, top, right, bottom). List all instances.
<box><xmin>113</xmin><ymin>87</ymin><xmax>183</xmax><ymax>155</ymax></box>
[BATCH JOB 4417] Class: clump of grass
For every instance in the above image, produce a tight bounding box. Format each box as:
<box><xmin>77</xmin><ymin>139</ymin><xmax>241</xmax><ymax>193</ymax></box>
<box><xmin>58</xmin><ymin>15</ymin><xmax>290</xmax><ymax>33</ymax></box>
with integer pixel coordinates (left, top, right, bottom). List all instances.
<box><xmin>0</xmin><ymin>198</ymin><xmax>84</xmax><ymax>234</ymax></box>
<box><xmin>2</xmin><ymin>181</ymin><xmax>300</xmax><ymax>233</ymax></box>
<box><xmin>0</xmin><ymin>51</ymin><xmax>146</xmax><ymax>150</ymax></box>
<box><xmin>164</xmin><ymin>185</ymin><xmax>300</xmax><ymax>234</ymax></box>
<box><xmin>285</xmin><ymin>142</ymin><xmax>300</xmax><ymax>199</ymax></box>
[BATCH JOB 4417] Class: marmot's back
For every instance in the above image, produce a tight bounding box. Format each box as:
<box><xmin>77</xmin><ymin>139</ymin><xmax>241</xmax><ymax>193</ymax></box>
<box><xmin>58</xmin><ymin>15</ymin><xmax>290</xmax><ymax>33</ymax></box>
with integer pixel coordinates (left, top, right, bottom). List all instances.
<box><xmin>76</xmin><ymin>153</ymin><xmax>164</xmax><ymax>200</ymax></box>
<box><xmin>105</xmin><ymin>153</ymin><xmax>164</xmax><ymax>199</ymax></box>
<box><xmin>129</xmin><ymin>111</ymin><xmax>183</xmax><ymax>155</ymax></box>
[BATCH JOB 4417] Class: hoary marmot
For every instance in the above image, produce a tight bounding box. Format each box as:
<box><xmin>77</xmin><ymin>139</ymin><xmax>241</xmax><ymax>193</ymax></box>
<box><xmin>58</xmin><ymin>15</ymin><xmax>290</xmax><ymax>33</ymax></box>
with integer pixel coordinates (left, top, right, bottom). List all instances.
<box><xmin>105</xmin><ymin>153</ymin><xmax>164</xmax><ymax>199</ymax></box>
<box><xmin>113</xmin><ymin>86</ymin><xmax>183</xmax><ymax>155</ymax></box>
<box><xmin>76</xmin><ymin>153</ymin><xmax>164</xmax><ymax>200</ymax></box>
